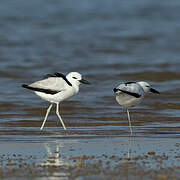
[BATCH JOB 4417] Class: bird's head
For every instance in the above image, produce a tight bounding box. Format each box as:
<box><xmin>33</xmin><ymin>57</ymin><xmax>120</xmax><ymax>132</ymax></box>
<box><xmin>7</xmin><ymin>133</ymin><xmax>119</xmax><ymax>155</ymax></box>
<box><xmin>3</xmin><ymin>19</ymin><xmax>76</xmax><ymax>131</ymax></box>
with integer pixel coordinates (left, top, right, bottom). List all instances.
<box><xmin>138</xmin><ymin>81</ymin><xmax>160</xmax><ymax>94</ymax></box>
<box><xmin>66</xmin><ymin>72</ymin><xmax>90</xmax><ymax>86</ymax></box>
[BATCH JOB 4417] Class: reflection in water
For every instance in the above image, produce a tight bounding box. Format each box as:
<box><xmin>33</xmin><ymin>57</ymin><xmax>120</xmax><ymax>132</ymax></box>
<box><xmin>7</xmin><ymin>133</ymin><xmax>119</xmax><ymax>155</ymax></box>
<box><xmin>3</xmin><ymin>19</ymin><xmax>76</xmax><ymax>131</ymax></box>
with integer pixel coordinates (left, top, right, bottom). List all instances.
<box><xmin>0</xmin><ymin>139</ymin><xmax>179</xmax><ymax>179</ymax></box>
<box><xmin>39</xmin><ymin>142</ymin><xmax>71</xmax><ymax>180</ymax></box>
<box><xmin>42</xmin><ymin>143</ymin><xmax>71</xmax><ymax>167</ymax></box>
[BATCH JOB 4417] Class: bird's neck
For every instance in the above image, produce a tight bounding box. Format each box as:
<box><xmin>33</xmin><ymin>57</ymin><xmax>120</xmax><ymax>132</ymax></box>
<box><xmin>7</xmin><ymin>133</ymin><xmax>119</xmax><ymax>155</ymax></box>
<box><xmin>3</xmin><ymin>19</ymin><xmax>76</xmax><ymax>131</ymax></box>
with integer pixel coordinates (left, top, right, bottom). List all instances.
<box><xmin>72</xmin><ymin>83</ymin><xmax>80</xmax><ymax>94</ymax></box>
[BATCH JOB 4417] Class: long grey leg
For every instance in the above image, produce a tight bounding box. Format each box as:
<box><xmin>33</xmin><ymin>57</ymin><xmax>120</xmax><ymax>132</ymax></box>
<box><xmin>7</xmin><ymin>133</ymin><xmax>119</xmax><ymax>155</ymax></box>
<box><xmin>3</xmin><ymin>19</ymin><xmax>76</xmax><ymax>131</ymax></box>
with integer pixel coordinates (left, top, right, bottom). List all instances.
<box><xmin>127</xmin><ymin>109</ymin><xmax>133</xmax><ymax>135</ymax></box>
<box><xmin>40</xmin><ymin>104</ymin><xmax>53</xmax><ymax>130</ymax></box>
<box><xmin>56</xmin><ymin>103</ymin><xmax>67</xmax><ymax>130</ymax></box>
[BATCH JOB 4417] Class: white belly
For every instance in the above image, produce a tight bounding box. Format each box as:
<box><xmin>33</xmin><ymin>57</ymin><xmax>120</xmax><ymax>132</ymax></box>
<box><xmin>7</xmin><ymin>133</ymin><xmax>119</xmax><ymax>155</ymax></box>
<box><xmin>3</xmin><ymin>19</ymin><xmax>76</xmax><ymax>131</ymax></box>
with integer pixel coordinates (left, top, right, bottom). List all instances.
<box><xmin>116</xmin><ymin>94</ymin><xmax>143</xmax><ymax>108</ymax></box>
<box><xmin>34</xmin><ymin>88</ymin><xmax>76</xmax><ymax>103</ymax></box>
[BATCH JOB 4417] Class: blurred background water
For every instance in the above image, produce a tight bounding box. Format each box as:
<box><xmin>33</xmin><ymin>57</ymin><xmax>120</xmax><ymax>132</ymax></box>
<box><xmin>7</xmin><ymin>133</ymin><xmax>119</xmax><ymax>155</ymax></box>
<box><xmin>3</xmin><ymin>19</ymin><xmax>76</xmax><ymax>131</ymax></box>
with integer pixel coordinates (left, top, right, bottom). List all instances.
<box><xmin>0</xmin><ymin>0</ymin><xmax>180</xmax><ymax>139</ymax></box>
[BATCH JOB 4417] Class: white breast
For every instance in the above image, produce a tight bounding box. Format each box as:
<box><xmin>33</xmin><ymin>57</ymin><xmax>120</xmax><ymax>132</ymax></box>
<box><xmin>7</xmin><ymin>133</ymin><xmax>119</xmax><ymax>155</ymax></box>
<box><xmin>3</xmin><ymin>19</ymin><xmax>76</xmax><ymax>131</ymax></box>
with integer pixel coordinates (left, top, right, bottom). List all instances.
<box><xmin>35</xmin><ymin>86</ymin><xmax>77</xmax><ymax>103</ymax></box>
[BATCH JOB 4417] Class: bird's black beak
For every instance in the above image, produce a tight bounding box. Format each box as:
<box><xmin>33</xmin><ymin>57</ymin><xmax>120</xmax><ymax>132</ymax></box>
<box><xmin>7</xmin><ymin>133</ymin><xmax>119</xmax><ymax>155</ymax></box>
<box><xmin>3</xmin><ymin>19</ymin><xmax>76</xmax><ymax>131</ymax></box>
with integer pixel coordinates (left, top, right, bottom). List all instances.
<box><xmin>79</xmin><ymin>79</ymin><xmax>90</xmax><ymax>84</ymax></box>
<box><xmin>113</xmin><ymin>88</ymin><xmax>119</xmax><ymax>93</ymax></box>
<box><xmin>150</xmin><ymin>88</ymin><xmax>160</xmax><ymax>94</ymax></box>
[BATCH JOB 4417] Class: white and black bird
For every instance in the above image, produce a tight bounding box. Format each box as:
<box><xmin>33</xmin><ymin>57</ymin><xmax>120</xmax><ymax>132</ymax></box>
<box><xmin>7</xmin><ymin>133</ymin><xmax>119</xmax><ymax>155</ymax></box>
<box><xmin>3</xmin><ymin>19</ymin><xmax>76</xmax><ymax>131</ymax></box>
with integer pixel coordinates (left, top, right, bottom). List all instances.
<box><xmin>113</xmin><ymin>81</ymin><xmax>160</xmax><ymax>135</ymax></box>
<box><xmin>22</xmin><ymin>72</ymin><xmax>90</xmax><ymax>130</ymax></box>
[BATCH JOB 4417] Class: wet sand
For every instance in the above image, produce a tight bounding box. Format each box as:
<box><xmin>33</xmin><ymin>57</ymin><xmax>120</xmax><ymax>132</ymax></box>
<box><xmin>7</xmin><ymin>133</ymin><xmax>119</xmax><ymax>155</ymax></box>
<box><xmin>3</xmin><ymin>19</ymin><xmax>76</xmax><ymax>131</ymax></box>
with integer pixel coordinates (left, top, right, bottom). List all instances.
<box><xmin>0</xmin><ymin>137</ymin><xmax>180</xmax><ymax>179</ymax></box>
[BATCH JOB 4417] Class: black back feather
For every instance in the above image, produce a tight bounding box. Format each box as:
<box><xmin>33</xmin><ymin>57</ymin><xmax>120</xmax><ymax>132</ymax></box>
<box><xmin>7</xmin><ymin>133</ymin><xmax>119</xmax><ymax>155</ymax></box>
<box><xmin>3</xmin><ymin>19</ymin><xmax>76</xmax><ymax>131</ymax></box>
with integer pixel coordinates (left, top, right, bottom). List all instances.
<box><xmin>119</xmin><ymin>89</ymin><xmax>141</xmax><ymax>98</ymax></box>
<box><xmin>22</xmin><ymin>84</ymin><xmax>59</xmax><ymax>95</ymax></box>
<box><xmin>44</xmin><ymin>72</ymin><xmax>72</xmax><ymax>86</ymax></box>
<box><xmin>125</xmin><ymin>82</ymin><xmax>136</xmax><ymax>85</ymax></box>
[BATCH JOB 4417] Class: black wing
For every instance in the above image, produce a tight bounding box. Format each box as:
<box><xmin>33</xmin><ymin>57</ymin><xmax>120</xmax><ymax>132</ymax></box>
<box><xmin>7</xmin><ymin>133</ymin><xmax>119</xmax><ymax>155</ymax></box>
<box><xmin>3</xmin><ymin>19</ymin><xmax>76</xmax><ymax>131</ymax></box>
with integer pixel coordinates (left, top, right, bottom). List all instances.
<box><xmin>119</xmin><ymin>89</ymin><xmax>141</xmax><ymax>98</ymax></box>
<box><xmin>22</xmin><ymin>84</ymin><xmax>59</xmax><ymax>95</ymax></box>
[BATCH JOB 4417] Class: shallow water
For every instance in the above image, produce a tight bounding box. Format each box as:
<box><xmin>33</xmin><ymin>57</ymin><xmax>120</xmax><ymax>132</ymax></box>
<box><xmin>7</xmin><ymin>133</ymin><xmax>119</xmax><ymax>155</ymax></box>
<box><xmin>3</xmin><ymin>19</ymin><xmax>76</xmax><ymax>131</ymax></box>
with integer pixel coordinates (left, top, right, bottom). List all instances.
<box><xmin>0</xmin><ymin>0</ymin><xmax>180</xmax><ymax>179</ymax></box>
<box><xmin>0</xmin><ymin>137</ymin><xmax>180</xmax><ymax>179</ymax></box>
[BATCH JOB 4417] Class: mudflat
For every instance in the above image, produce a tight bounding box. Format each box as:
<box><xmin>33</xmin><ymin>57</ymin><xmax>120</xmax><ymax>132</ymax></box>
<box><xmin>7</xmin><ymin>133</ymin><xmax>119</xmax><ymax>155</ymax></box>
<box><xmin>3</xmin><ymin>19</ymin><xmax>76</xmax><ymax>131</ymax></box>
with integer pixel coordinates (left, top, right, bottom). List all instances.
<box><xmin>0</xmin><ymin>135</ymin><xmax>180</xmax><ymax>180</ymax></box>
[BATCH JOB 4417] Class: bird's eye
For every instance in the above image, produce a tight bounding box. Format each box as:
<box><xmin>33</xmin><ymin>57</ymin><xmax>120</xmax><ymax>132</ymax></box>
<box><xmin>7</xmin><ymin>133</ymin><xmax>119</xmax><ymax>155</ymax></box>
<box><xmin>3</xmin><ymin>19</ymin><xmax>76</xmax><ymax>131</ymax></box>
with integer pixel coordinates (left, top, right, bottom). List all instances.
<box><xmin>146</xmin><ymin>85</ymin><xmax>150</xmax><ymax>87</ymax></box>
<box><xmin>73</xmin><ymin>77</ymin><xmax>77</xmax><ymax>79</ymax></box>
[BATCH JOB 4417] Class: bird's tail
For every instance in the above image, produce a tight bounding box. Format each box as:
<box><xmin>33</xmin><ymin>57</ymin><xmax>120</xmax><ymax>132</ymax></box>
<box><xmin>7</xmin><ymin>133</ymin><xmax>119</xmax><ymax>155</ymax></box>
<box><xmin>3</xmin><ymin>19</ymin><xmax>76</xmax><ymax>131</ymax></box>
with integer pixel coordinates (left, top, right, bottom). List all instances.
<box><xmin>22</xmin><ymin>84</ymin><xmax>36</xmax><ymax>91</ymax></box>
<box><xmin>22</xmin><ymin>84</ymin><xmax>38</xmax><ymax>91</ymax></box>
<box><xmin>22</xmin><ymin>84</ymin><xmax>29</xmax><ymax>89</ymax></box>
